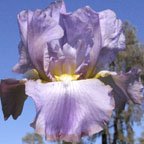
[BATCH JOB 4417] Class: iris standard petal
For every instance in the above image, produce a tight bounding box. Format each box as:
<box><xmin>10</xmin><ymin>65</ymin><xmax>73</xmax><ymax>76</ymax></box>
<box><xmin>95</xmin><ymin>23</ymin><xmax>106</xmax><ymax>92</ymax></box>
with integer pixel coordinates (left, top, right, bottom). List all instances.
<box><xmin>15</xmin><ymin>1</ymin><xmax>125</xmax><ymax>80</ymax></box>
<box><xmin>45</xmin><ymin>0</ymin><xmax>66</xmax><ymax>22</ymax></box>
<box><xmin>61</xmin><ymin>6</ymin><xmax>102</xmax><ymax>78</ymax></box>
<box><xmin>17</xmin><ymin>10</ymin><xmax>28</xmax><ymax>46</ymax></box>
<box><xmin>13</xmin><ymin>10</ymin><xmax>35</xmax><ymax>74</ymax></box>
<box><xmin>16</xmin><ymin>7</ymin><xmax>64</xmax><ymax>80</ymax></box>
<box><xmin>44</xmin><ymin>42</ymin><xmax>77</xmax><ymax>79</ymax></box>
<box><xmin>12</xmin><ymin>42</ymin><xmax>34</xmax><ymax>74</ymax></box>
<box><xmin>0</xmin><ymin>79</ymin><xmax>27</xmax><ymax>120</ymax></box>
<box><xmin>61</xmin><ymin>43</ymin><xmax>77</xmax><ymax>74</ymax></box>
<box><xmin>95</xmin><ymin>10</ymin><xmax>125</xmax><ymax>72</ymax></box>
<box><xmin>25</xmin><ymin>79</ymin><xmax>114</xmax><ymax>142</ymax></box>
<box><xmin>27</xmin><ymin>10</ymin><xmax>64</xmax><ymax>79</ymax></box>
<box><xmin>99</xmin><ymin>9</ymin><xmax>125</xmax><ymax>50</ymax></box>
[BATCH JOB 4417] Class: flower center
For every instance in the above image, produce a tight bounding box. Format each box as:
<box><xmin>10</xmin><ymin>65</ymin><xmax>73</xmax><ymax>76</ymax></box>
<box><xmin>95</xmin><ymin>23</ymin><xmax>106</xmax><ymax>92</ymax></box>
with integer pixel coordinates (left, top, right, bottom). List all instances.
<box><xmin>54</xmin><ymin>74</ymin><xmax>80</xmax><ymax>82</ymax></box>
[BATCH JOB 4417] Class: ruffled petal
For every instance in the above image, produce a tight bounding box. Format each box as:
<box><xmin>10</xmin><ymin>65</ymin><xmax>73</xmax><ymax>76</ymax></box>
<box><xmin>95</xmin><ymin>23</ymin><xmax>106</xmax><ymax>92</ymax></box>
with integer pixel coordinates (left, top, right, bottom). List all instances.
<box><xmin>12</xmin><ymin>42</ymin><xmax>34</xmax><ymax>74</ymax></box>
<box><xmin>98</xmin><ymin>69</ymin><xmax>143</xmax><ymax>111</ymax></box>
<box><xmin>25</xmin><ymin>79</ymin><xmax>114</xmax><ymax>142</ymax></box>
<box><xmin>17</xmin><ymin>10</ymin><xmax>28</xmax><ymax>46</ymax></box>
<box><xmin>0</xmin><ymin>79</ymin><xmax>27</xmax><ymax>120</ymax></box>
<box><xmin>95</xmin><ymin>10</ymin><xmax>125</xmax><ymax>72</ymax></box>
<box><xmin>15</xmin><ymin>2</ymin><xmax>125</xmax><ymax>80</ymax></box>
<box><xmin>61</xmin><ymin>6</ymin><xmax>102</xmax><ymax>78</ymax></box>
<box><xmin>43</xmin><ymin>41</ymin><xmax>77</xmax><ymax>78</ymax></box>
<box><xmin>127</xmin><ymin>80</ymin><xmax>143</xmax><ymax>104</ymax></box>
<box><xmin>27</xmin><ymin>9</ymin><xmax>64</xmax><ymax>74</ymax></box>
<box><xmin>95</xmin><ymin>47</ymin><xmax>119</xmax><ymax>72</ymax></box>
<box><xmin>45</xmin><ymin>0</ymin><xmax>66</xmax><ymax>22</ymax></box>
<box><xmin>13</xmin><ymin>10</ymin><xmax>35</xmax><ymax>74</ymax></box>
<box><xmin>16</xmin><ymin>6</ymin><xmax>64</xmax><ymax>80</ymax></box>
<box><xmin>61</xmin><ymin>43</ymin><xmax>77</xmax><ymax>74</ymax></box>
<box><xmin>99</xmin><ymin>9</ymin><xmax>125</xmax><ymax>50</ymax></box>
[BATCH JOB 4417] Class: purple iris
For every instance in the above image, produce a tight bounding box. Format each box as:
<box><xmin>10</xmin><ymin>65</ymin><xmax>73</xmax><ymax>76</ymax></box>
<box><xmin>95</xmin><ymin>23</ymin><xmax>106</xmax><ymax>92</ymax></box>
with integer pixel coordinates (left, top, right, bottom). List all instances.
<box><xmin>0</xmin><ymin>1</ymin><xmax>142</xmax><ymax>142</ymax></box>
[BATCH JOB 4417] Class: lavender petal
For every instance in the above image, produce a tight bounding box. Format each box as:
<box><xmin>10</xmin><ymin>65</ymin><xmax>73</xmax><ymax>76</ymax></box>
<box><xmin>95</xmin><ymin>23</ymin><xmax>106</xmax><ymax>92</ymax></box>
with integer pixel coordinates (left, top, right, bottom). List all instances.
<box><xmin>25</xmin><ymin>79</ymin><xmax>114</xmax><ymax>142</ymax></box>
<box><xmin>98</xmin><ymin>69</ymin><xmax>143</xmax><ymax>111</ymax></box>
<box><xmin>12</xmin><ymin>42</ymin><xmax>34</xmax><ymax>74</ymax></box>
<box><xmin>95</xmin><ymin>10</ymin><xmax>125</xmax><ymax>72</ymax></box>
<box><xmin>61</xmin><ymin>6</ymin><xmax>102</xmax><ymax>78</ymax></box>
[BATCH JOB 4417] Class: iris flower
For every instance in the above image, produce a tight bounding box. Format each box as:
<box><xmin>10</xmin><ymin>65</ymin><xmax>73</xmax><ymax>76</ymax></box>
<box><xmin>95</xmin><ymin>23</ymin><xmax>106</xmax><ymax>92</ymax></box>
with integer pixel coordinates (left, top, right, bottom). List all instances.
<box><xmin>0</xmin><ymin>0</ymin><xmax>143</xmax><ymax>142</ymax></box>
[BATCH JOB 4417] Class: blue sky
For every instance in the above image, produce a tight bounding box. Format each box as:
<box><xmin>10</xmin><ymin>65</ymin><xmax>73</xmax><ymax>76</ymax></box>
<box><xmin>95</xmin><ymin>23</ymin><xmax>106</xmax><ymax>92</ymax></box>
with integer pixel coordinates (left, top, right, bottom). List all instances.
<box><xmin>0</xmin><ymin>0</ymin><xmax>144</xmax><ymax>143</ymax></box>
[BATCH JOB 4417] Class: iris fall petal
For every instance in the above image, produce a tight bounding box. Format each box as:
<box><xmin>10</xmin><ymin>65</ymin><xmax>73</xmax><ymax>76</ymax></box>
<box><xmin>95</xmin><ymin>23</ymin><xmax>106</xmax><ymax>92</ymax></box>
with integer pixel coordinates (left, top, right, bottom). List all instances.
<box><xmin>0</xmin><ymin>79</ymin><xmax>27</xmax><ymax>120</ymax></box>
<box><xmin>25</xmin><ymin>78</ymin><xmax>114</xmax><ymax>142</ymax></box>
<box><xmin>98</xmin><ymin>69</ymin><xmax>143</xmax><ymax>111</ymax></box>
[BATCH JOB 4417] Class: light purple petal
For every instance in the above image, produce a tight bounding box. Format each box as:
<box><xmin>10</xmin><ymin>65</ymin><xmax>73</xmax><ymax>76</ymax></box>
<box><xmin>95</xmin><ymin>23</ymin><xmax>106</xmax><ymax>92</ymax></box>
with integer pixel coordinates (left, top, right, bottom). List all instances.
<box><xmin>12</xmin><ymin>42</ymin><xmax>34</xmax><ymax>73</ymax></box>
<box><xmin>17</xmin><ymin>10</ymin><xmax>28</xmax><ymax>46</ymax></box>
<box><xmin>45</xmin><ymin>0</ymin><xmax>66</xmax><ymax>22</ymax></box>
<box><xmin>43</xmin><ymin>42</ymin><xmax>77</xmax><ymax>78</ymax></box>
<box><xmin>98</xmin><ymin>74</ymin><xmax>127</xmax><ymax>111</ymax></box>
<box><xmin>61</xmin><ymin>6</ymin><xmax>102</xmax><ymax>78</ymax></box>
<box><xmin>99</xmin><ymin>9</ymin><xmax>125</xmax><ymax>50</ymax></box>
<box><xmin>95</xmin><ymin>10</ymin><xmax>125</xmax><ymax>72</ymax></box>
<box><xmin>98</xmin><ymin>69</ymin><xmax>143</xmax><ymax>111</ymax></box>
<box><xmin>0</xmin><ymin>79</ymin><xmax>27</xmax><ymax>120</ymax></box>
<box><xmin>15</xmin><ymin>2</ymin><xmax>125</xmax><ymax>80</ymax></box>
<box><xmin>25</xmin><ymin>79</ymin><xmax>114</xmax><ymax>142</ymax></box>
<box><xmin>27</xmin><ymin>1</ymin><xmax>66</xmax><ymax>79</ymax></box>
<box><xmin>127</xmin><ymin>80</ymin><xmax>143</xmax><ymax>104</ymax></box>
<box><xmin>27</xmin><ymin>9</ymin><xmax>64</xmax><ymax>73</ymax></box>
<box><xmin>16</xmin><ymin>4</ymin><xmax>64</xmax><ymax>80</ymax></box>
<box><xmin>95</xmin><ymin>48</ymin><xmax>119</xmax><ymax>72</ymax></box>
<box><xmin>13</xmin><ymin>10</ymin><xmax>34</xmax><ymax>74</ymax></box>
<box><xmin>61</xmin><ymin>43</ymin><xmax>77</xmax><ymax>74</ymax></box>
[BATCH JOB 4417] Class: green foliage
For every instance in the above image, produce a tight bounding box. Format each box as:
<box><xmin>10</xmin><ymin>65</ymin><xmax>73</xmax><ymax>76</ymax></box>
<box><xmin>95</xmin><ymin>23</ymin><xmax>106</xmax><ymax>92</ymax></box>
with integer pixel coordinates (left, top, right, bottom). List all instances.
<box><xmin>138</xmin><ymin>132</ymin><xmax>144</xmax><ymax>144</ymax></box>
<box><xmin>22</xmin><ymin>133</ymin><xmax>45</xmax><ymax>144</ymax></box>
<box><xmin>115</xmin><ymin>21</ymin><xmax>144</xmax><ymax>74</ymax></box>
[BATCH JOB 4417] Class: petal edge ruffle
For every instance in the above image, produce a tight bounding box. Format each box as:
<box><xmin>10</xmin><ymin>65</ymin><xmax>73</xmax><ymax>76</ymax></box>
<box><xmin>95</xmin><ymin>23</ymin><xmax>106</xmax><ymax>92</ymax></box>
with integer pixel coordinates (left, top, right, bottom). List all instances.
<box><xmin>25</xmin><ymin>78</ymin><xmax>114</xmax><ymax>142</ymax></box>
